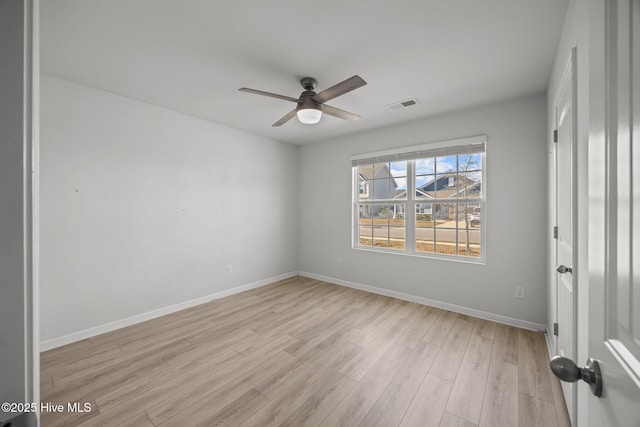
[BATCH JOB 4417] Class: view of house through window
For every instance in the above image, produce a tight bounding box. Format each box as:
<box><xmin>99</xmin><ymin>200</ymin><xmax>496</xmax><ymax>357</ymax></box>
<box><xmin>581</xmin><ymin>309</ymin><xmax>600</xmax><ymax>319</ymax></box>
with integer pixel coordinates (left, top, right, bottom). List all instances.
<box><xmin>352</xmin><ymin>136</ymin><xmax>485</xmax><ymax>261</ymax></box>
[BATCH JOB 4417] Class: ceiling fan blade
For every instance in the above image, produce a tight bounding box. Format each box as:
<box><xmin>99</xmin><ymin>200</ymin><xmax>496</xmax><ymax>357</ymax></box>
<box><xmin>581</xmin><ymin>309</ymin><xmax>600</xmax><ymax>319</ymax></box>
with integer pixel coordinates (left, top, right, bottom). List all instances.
<box><xmin>239</xmin><ymin>88</ymin><xmax>299</xmax><ymax>103</ymax></box>
<box><xmin>272</xmin><ymin>109</ymin><xmax>297</xmax><ymax>126</ymax></box>
<box><xmin>312</xmin><ymin>75</ymin><xmax>367</xmax><ymax>104</ymax></box>
<box><xmin>322</xmin><ymin>104</ymin><xmax>361</xmax><ymax>121</ymax></box>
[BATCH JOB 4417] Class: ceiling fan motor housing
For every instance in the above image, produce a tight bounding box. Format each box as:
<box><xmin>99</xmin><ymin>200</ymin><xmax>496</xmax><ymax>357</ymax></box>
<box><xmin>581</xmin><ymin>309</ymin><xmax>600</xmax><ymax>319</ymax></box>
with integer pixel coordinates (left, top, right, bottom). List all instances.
<box><xmin>296</xmin><ymin>97</ymin><xmax>322</xmax><ymax>113</ymax></box>
<box><xmin>300</xmin><ymin>77</ymin><xmax>318</xmax><ymax>91</ymax></box>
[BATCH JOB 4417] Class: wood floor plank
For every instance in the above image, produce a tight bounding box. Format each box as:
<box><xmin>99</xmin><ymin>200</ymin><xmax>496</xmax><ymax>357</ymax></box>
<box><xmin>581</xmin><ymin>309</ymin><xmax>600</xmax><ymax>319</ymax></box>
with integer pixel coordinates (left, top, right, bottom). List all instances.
<box><xmin>40</xmin><ymin>276</ymin><xmax>568</xmax><ymax>427</ymax></box>
<box><xmin>244</xmin><ymin>369</ymin><xmax>356</xmax><ymax>427</ymax></box>
<box><xmin>479</xmin><ymin>359</ymin><xmax>518</xmax><ymax>427</ymax></box>
<box><xmin>399</xmin><ymin>374</ymin><xmax>453</xmax><ymax>427</ymax></box>
<box><xmin>94</xmin><ymin>347</ymin><xmax>242</xmax><ymax>413</ymax></box>
<box><xmin>518</xmin><ymin>392</ymin><xmax>558</xmax><ymax>427</ymax></box>
<box><xmin>166</xmin><ymin>330</ymin><xmax>253</xmax><ymax>366</ymax></box>
<box><xmin>518</xmin><ymin>330</ymin><xmax>554</xmax><ymax>404</ymax></box>
<box><xmin>472</xmin><ymin>319</ymin><xmax>497</xmax><ymax>339</ymax></box>
<box><xmin>492</xmin><ymin>323</ymin><xmax>519</xmax><ymax>364</ymax></box>
<box><xmin>283</xmin><ymin>310</ymin><xmax>362</xmax><ymax>358</ymax></box>
<box><xmin>360</xmin><ymin>340</ymin><xmax>440</xmax><ymax>427</ymax></box>
<box><xmin>396</xmin><ymin>305</ymin><xmax>440</xmax><ymax>349</ymax></box>
<box><xmin>320</xmin><ymin>343</ymin><xmax>413</xmax><ymax>426</ymax></box>
<box><xmin>439</xmin><ymin>411</ymin><xmax>478</xmax><ymax>427</ymax></box>
<box><xmin>45</xmin><ymin>342</ymin><xmax>178</xmax><ymax>404</ymax></box>
<box><xmin>256</xmin><ymin>332</ymin><xmax>361</xmax><ymax>400</ymax></box>
<box><xmin>145</xmin><ymin>346</ymin><xmax>296</xmax><ymax>424</ymax></box>
<box><xmin>41</xmin><ymin>339</ymin><xmax>122</xmax><ymax>368</ymax></box>
<box><xmin>422</xmin><ymin>310</ymin><xmax>459</xmax><ymax>346</ymax></box>
<box><xmin>276</xmin><ymin>372</ymin><xmax>357</xmax><ymax>427</ymax></box>
<box><xmin>340</xmin><ymin>304</ymin><xmax>421</xmax><ymax>381</ymax></box>
<box><xmin>94</xmin><ymin>336</ymin><xmax>292</xmax><ymax>419</ymax></box>
<box><xmin>429</xmin><ymin>317</ymin><xmax>476</xmax><ymax>381</ymax></box>
<box><xmin>42</xmin><ymin>343</ymin><xmax>122</xmax><ymax>378</ymax></box>
<box><xmin>258</xmin><ymin>306</ymin><xmax>329</xmax><ymax>340</ymax></box>
<box><xmin>547</xmin><ymin>357</ymin><xmax>571</xmax><ymax>427</ymax></box>
<box><xmin>168</xmin><ymin>388</ymin><xmax>270</xmax><ymax>427</ymax></box>
<box><xmin>118</xmin><ymin>319</ymin><xmax>215</xmax><ymax>355</ymax></box>
<box><xmin>40</xmin><ymin>375</ymin><xmax>54</xmax><ymax>394</ymax></box>
<box><xmin>446</xmin><ymin>334</ymin><xmax>493</xmax><ymax>424</ymax></box>
<box><xmin>339</xmin><ymin>331</ymin><xmax>400</xmax><ymax>382</ymax></box>
<box><xmin>149</xmin><ymin>349</ymin><xmax>295</xmax><ymax>425</ymax></box>
<box><xmin>77</xmin><ymin>409</ymin><xmax>155</xmax><ymax>427</ymax></box>
<box><xmin>346</xmin><ymin>300</ymin><xmax>415</xmax><ymax>347</ymax></box>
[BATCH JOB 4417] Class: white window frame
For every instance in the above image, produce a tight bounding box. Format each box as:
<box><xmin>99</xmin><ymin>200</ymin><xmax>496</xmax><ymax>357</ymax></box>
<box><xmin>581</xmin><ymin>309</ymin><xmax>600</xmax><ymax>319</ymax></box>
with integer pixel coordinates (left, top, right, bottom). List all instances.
<box><xmin>351</xmin><ymin>135</ymin><xmax>487</xmax><ymax>263</ymax></box>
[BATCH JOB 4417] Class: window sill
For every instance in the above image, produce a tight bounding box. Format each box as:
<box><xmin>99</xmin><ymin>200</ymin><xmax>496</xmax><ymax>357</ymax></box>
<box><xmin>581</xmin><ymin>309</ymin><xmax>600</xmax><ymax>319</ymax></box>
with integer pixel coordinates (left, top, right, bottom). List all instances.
<box><xmin>352</xmin><ymin>245</ymin><xmax>486</xmax><ymax>265</ymax></box>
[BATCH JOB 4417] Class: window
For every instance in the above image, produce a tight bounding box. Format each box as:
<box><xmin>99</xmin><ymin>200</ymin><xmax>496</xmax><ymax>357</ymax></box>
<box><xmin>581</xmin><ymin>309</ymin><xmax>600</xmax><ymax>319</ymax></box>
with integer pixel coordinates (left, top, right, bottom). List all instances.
<box><xmin>352</xmin><ymin>135</ymin><xmax>486</xmax><ymax>261</ymax></box>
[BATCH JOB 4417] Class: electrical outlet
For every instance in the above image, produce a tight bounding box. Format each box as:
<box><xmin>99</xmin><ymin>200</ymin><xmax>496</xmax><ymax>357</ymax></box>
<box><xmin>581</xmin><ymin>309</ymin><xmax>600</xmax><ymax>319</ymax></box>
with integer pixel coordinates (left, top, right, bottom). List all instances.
<box><xmin>515</xmin><ymin>286</ymin><xmax>525</xmax><ymax>299</ymax></box>
<box><xmin>226</xmin><ymin>264</ymin><xmax>232</xmax><ymax>275</ymax></box>
<box><xmin>337</xmin><ymin>257</ymin><xmax>343</xmax><ymax>266</ymax></box>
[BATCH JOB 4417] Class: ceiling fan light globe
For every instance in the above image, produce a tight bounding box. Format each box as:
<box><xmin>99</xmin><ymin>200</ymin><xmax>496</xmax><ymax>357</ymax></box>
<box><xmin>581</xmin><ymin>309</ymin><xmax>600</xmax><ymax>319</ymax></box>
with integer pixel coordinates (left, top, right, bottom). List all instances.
<box><xmin>296</xmin><ymin>107</ymin><xmax>322</xmax><ymax>124</ymax></box>
<box><xmin>296</xmin><ymin>99</ymin><xmax>322</xmax><ymax>124</ymax></box>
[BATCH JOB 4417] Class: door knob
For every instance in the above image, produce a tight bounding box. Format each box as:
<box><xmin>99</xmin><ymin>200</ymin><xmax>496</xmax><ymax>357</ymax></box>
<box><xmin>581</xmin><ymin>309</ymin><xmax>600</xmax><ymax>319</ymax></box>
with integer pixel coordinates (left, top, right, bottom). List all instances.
<box><xmin>556</xmin><ymin>264</ymin><xmax>572</xmax><ymax>274</ymax></box>
<box><xmin>549</xmin><ymin>356</ymin><xmax>602</xmax><ymax>397</ymax></box>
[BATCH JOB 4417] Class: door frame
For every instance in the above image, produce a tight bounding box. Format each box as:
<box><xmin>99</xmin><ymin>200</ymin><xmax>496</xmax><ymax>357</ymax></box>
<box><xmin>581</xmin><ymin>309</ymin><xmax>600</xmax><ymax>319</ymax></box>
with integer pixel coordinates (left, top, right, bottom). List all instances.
<box><xmin>551</xmin><ymin>48</ymin><xmax>579</xmax><ymax>423</ymax></box>
<box><xmin>0</xmin><ymin>0</ymin><xmax>40</xmax><ymax>423</ymax></box>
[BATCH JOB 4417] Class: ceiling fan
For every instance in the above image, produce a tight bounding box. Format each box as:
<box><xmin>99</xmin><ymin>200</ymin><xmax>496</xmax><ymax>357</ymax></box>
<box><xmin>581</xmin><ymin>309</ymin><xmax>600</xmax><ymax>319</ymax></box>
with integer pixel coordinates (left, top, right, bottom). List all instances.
<box><xmin>239</xmin><ymin>75</ymin><xmax>367</xmax><ymax>126</ymax></box>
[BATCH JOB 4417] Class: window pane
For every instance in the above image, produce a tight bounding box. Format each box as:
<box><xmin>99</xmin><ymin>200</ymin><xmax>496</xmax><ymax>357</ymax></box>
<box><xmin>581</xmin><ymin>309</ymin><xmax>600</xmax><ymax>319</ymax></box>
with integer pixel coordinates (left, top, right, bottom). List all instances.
<box><xmin>358</xmin><ymin>204</ymin><xmax>406</xmax><ymax>249</ymax></box>
<box><xmin>435</xmin><ymin>155</ymin><xmax>457</xmax><ymax>174</ymax></box>
<box><xmin>416</xmin><ymin>203</ymin><xmax>434</xmax><ymax>253</ymax></box>
<box><xmin>373</xmin><ymin>203</ymin><xmax>390</xmax><ymax>249</ymax></box>
<box><xmin>416</xmin><ymin>157</ymin><xmax>434</xmax><ymax>201</ymax></box>
<box><xmin>416</xmin><ymin>158</ymin><xmax>435</xmax><ymax>175</ymax></box>
<box><xmin>459</xmin><ymin>171</ymin><xmax>482</xmax><ymax>199</ymax></box>
<box><xmin>457</xmin><ymin>203</ymin><xmax>481</xmax><ymax>257</ymax></box>
<box><xmin>416</xmin><ymin>174</ymin><xmax>435</xmax><ymax>199</ymax></box>
<box><xmin>434</xmin><ymin>202</ymin><xmax>458</xmax><ymax>254</ymax></box>
<box><xmin>415</xmin><ymin>203</ymin><xmax>433</xmax><ymax>223</ymax></box>
<box><xmin>368</xmin><ymin>178</ymin><xmax>391</xmax><ymax>200</ymax></box>
<box><xmin>358</xmin><ymin>206</ymin><xmax>373</xmax><ymax>246</ymax></box>
<box><xmin>389</xmin><ymin>161</ymin><xmax>407</xmax><ymax>178</ymax></box>
<box><xmin>389</xmin><ymin>226</ymin><xmax>405</xmax><ymax>250</ymax></box>
<box><xmin>435</xmin><ymin>228</ymin><xmax>457</xmax><ymax>255</ymax></box>
<box><xmin>416</xmin><ymin>227</ymin><xmax>435</xmax><ymax>253</ymax></box>
<box><xmin>370</xmin><ymin>204</ymin><xmax>389</xmax><ymax>248</ymax></box>
<box><xmin>458</xmin><ymin>153</ymin><xmax>482</xmax><ymax>172</ymax></box>
<box><xmin>457</xmin><ymin>228</ymin><xmax>481</xmax><ymax>257</ymax></box>
<box><xmin>434</xmin><ymin>173</ymin><xmax>459</xmax><ymax>198</ymax></box>
<box><xmin>357</xmin><ymin>164</ymin><xmax>375</xmax><ymax>178</ymax></box>
<box><xmin>432</xmin><ymin>202</ymin><xmax>457</xmax><ymax>223</ymax></box>
<box><xmin>358</xmin><ymin>177</ymin><xmax>371</xmax><ymax>200</ymax></box>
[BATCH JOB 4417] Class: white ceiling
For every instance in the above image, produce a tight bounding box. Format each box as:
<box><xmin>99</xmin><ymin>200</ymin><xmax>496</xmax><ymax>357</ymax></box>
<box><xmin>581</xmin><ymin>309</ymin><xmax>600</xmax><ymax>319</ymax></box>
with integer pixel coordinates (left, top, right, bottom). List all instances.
<box><xmin>41</xmin><ymin>0</ymin><xmax>568</xmax><ymax>145</ymax></box>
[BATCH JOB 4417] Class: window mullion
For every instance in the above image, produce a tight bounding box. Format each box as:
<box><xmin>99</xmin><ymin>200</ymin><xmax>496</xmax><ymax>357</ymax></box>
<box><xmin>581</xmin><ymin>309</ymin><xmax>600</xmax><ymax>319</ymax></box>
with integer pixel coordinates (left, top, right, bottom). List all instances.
<box><xmin>353</xmin><ymin>167</ymin><xmax>359</xmax><ymax>247</ymax></box>
<box><xmin>406</xmin><ymin>160</ymin><xmax>416</xmax><ymax>254</ymax></box>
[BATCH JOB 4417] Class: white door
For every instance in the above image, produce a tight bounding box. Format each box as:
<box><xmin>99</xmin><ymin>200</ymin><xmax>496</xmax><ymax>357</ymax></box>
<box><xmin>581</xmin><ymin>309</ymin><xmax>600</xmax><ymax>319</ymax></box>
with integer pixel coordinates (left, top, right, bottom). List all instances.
<box><xmin>585</xmin><ymin>0</ymin><xmax>640</xmax><ymax>424</ymax></box>
<box><xmin>0</xmin><ymin>0</ymin><xmax>39</xmax><ymax>425</ymax></box>
<box><xmin>554</xmin><ymin>50</ymin><xmax>577</xmax><ymax>424</ymax></box>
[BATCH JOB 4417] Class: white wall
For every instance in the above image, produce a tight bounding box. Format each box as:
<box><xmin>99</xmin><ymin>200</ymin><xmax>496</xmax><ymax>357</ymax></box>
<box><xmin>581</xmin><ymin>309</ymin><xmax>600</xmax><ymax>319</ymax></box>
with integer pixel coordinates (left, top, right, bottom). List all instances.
<box><xmin>40</xmin><ymin>75</ymin><xmax>298</xmax><ymax>344</ymax></box>
<box><xmin>298</xmin><ymin>94</ymin><xmax>548</xmax><ymax>327</ymax></box>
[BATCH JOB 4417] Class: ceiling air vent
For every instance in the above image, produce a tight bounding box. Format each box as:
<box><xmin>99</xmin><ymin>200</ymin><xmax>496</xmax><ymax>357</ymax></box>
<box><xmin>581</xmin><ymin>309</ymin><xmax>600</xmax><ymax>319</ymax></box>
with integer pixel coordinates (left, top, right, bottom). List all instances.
<box><xmin>386</xmin><ymin>98</ymin><xmax>419</xmax><ymax>110</ymax></box>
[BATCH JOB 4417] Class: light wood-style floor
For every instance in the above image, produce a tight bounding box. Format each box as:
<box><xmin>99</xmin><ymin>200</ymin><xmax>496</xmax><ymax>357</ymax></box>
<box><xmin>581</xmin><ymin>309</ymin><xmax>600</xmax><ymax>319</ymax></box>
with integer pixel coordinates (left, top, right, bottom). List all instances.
<box><xmin>41</xmin><ymin>276</ymin><xmax>570</xmax><ymax>427</ymax></box>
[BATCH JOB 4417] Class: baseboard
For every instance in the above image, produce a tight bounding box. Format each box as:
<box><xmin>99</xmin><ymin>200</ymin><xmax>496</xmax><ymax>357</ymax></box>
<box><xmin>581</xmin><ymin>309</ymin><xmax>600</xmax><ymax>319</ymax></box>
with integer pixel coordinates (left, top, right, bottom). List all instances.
<box><xmin>40</xmin><ymin>271</ymin><xmax>298</xmax><ymax>351</ymax></box>
<box><xmin>298</xmin><ymin>271</ymin><xmax>546</xmax><ymax>332</ymax></box>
